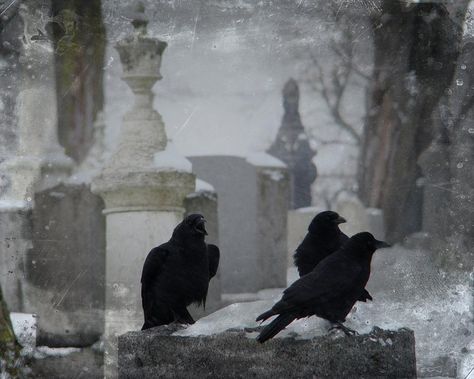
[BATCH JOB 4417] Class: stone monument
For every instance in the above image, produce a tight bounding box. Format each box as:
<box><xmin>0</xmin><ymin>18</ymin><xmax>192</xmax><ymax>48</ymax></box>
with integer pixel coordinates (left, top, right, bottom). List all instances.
<box><xmin>267</xmin><ymin>78</ymin><xmax>317</xmax><ymax>209</ymax></box>
<box><xmin>91</xmin><ymin>4</ymin><xmax>195</xmax><ymax>376</ymax></box>
<box><xmin>189</xmin><ymin>154</ymin><xmax>288</xmax><ymax>294</ymax></box>
<box><xmin>0</xmin><ymin>1</ymin><xmax>73</xmax><ymax>205</ymax></box>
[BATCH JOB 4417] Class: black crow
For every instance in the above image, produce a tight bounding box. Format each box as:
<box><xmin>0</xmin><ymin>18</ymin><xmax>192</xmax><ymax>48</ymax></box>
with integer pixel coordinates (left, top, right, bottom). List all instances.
<box><xmin>141</xmin><ymin>214</ymin><xmax>220</xmax><ymax>330</ymax></box>
<box><xmin>256</xmin><ymin>232</ymin><xmax>390</xmax><ymax>343</ymax></box>
<box><xmin>293</xmin><ymin>211</ymin><xmax>372</xmax><ymax>302</ymax></box>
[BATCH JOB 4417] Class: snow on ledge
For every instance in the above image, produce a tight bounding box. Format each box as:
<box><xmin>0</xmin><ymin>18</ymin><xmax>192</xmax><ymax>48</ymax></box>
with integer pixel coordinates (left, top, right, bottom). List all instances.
<box><xmin>0</xmin><ymin>199</ymin><xmax>28</xmax><ymax>210</ymax></box>
<box><xmin>154</xmin><ymin>141</ymin><xmax>193</xmax><ymax>173</ymax></box>
<box><xmin>195</xmin><ymin>178</ymin><xmax>215</xmax><ymax>193</ymax></box>
<box><xmin>245</xmin><ymin>152</ymin><xmax>286</xmax><ymax>168</ymax></box>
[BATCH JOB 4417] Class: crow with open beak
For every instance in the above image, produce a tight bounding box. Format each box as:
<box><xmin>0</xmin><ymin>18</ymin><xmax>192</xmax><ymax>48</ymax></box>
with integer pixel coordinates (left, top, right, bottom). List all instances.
<box><xmin>141</xmin><ymin>214</ymin><xmax>220</xmax><ymax>329</ymax></box>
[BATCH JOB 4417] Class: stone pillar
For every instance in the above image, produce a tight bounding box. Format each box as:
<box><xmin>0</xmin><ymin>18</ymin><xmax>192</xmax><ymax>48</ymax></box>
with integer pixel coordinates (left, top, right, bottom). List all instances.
<box><xmin>91</xmin><ymin>5</ymin><xmax>195</xmax><ymax>377</ymax></box>
<box><xmin>0</xmin><ymin>1</ymin><xmax>73</xmax><ymax>205</ymax></box>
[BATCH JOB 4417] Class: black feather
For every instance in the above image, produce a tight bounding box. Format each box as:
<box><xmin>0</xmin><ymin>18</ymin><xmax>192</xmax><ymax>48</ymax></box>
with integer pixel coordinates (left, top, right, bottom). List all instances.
<box><xmin>256</xmin><ymin>232</ymin><xmax>389</xmax><ymax>342</ymax></box>
<box><xmin>293</xmin><ymin>211</ymin><xmax>373</xmax><ymax>303</ymax></box>
<box><xmin>256</xmin><ymin>313</ymin><xmax>296</xmax><ymax>343</ymax></box>
<box><xmin>140</xmin><ymin>214</ymin><xmax>220</xmax><ymax>330</ymax></box>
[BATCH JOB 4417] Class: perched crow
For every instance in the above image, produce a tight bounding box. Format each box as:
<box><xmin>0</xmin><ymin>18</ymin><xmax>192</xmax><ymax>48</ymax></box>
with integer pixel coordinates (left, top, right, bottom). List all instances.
<box><xmin>256</xmin><ymin>232</ymin><xmax>390</xmax><ymax>343</ymax></box>
<box><xmin>141</xmin><ymin>214</ymin><xmax>220</xmax><ymax>330</ymax></box>
<box><xmin>293</xmin><ymin>211</ymin><xmax>372</xmax><ymax>302</ymax></box>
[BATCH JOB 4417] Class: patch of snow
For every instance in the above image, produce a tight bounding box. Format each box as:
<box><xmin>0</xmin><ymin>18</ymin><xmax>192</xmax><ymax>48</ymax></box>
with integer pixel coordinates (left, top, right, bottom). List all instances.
<box><xmin>245</xmin><ymin>152</ymin><xmax>286</xmax><ymax>168</ymax></box>
<box><xmin>10</xmin><ymin>313</ymin><xmax>37</xmax><ymax>350</ymax></box>
<box><xmin>195</xmin><ymin>178</ymin><xmax>215</xmax><ymax>193</ymax></box>
<box><xmin>366</xmin><ymin>207</ymin><xmax>382</xmax><ymax>216</ymax></box>
<box><xmin>31</xmin><ymin>346</ymin><xmax>81</xmax><ymax>360</ymax></box>
<box><xmin>154</xmin><ymin>141</ymin><xmax>193</xmax><ymax>173</ymax></box>
<box><xmin>262</xmin><ymin>169</ymin><xmax>284</xmax><ymax>181</ymax></box>
<box><xmin>0</xmin><ymin>199</ymin><xmax>27</xmax><ymax>210</ymax></box>
<box><xmin>295</xmin><ymin>206</ymin><xmax>323</xmax><ymax>214</ymax></box>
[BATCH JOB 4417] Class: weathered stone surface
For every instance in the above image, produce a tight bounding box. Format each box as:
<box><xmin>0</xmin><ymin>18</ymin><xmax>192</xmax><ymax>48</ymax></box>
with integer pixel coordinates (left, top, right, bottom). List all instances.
<box><xmin>92</xmin><ymin>9</ymin><xmax>197</xmax><ymax>377</ymax></box>
<box><xmin>22</xmin><ymin>183</ymin><xmax>105</xmax><ymax>347</ymax></box>
<box><xmin>0</xmin><ymin>208</ymin><xmax>31</xmax><ymax>312</ymax></box>
<box><xmin>189</xmin><ymin>155</ymin><xmax>288</xmax><ymax>294</ymax></box>
<box><xmin>118</xmin><ymin>326</ymin><xmax>416</xmax><ymax>379</ymax></box>
<box><xmin>185</xmin><ymin>181</ymin><xmax>222</xmax><ymax>318</ymax></box>
<box><xmin>26</xmin><ymin>347</ymin><xmax>103</xmax><ymax>379</ymax></box>
<box><xmin>287</xmin><ymin>207</ymin><xmax>322</xmax><ymax>265</ymax></box>
<box><xmin>1</xmin><ymin>0</ymin><xmax>73</xmax><ymax>202</ymax></box>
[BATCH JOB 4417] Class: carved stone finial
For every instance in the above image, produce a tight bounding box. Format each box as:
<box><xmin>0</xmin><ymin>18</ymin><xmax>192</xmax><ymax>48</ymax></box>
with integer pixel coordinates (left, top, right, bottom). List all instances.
<box><xmin>283</xmin><ymin>78</ymin><xmax>299</xmax><ymax>114</ymax></box>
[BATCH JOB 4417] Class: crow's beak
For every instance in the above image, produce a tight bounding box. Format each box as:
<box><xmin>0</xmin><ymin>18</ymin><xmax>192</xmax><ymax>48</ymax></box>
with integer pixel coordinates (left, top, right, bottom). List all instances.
<box><xmin>195</xmin><ymin>218</ymin><xmax>208</xmax><ymax>235</ymax></box>
<box><xmin>375</xmin><ymin>240</ymin><xmax>391</xmax><ymax>249</ymax></box>
<box><xmin>335</xmin><ymin>216</ymin><xmax>347</xmax><ymax>224</ymax></box>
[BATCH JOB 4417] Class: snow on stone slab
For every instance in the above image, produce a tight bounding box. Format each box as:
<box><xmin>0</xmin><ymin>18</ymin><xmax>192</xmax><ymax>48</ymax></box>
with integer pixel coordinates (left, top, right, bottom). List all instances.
<box><xmin>245</xmin><ymin>152</ymin><xmax>286</xmax><ymax>168</ymax></box>
<box><xmin>153</xmin><ymin>140</ymin><xmax>193</xmax><ymax>173</ymax></box>
<box><xmin>174</xmin><ymin>300</ymin><xmax>333</xmax><ymax>339</ymax></box>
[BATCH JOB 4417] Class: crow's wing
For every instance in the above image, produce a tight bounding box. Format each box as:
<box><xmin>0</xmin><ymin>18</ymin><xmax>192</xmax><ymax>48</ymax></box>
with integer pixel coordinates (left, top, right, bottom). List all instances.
<box><xmin>207</xmin><ymin>244</ymin><xmax>220</xmax><ymax>279</ymax></box>
<box><xmin>141</xmin><ymin>245</ymin><xmax>170</xmax><ymax>318</ymax></box>
<box><xmin>273</xmin><ymin>255</ymin><xmax>363</xmax><ymax>314</ymax></box>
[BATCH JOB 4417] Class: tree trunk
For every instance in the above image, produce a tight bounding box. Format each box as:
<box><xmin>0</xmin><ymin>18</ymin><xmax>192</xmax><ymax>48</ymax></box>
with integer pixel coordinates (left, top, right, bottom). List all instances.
<box><xmin>358</xmin><ymin>1</ymin><xmax>466</xmax><ymax>242</ymax></box>
<box><xmin>52</xmin><ymin>0</ymin><xmax>106</xmax><ymax>163</ymax></box>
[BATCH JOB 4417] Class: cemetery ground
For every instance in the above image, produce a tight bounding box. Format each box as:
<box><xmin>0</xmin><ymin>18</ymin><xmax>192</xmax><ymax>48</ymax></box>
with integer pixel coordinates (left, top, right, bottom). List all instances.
<box><xmin>11</xmin><ymin>243</ymin><xmax>474</xmax><ymax>378</ymax></box>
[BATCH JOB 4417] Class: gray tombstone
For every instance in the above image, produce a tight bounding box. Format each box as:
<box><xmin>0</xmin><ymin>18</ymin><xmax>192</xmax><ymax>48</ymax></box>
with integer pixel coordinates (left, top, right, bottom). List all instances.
<box><xmin>189</xmin><ymin>154</ymin><xmax>289</xmax><ymax>294</ymax></box>
<box><xmin>22</xmin><ymin>183</ymin><xmax>105</xmax><ymax>347</ymax></box>
<box><xmin>0</xmin><ymin>208</ymin><xmax>31</xmax><ymax>312</ymax></box>
<box><xmin>184</xmin><ymin>179</ymin><xmax>222</xmax><ymax>317</ymax></box>
<box><xmin>267</xmin><ymin>79</ymin><xmax>317</xmax><ymax>209</ymax></box>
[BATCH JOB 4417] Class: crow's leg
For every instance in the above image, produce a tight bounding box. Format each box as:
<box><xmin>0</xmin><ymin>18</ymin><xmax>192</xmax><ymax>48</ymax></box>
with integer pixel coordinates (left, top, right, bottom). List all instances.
<box><xmin>174</xmin><ymin>306</ymin><xmax>196</xmax><ymax>325</ymax></box>
<box><xmin>328</xmin><ymin>322</ymin><xmax>358</xmax><ymax>336</ymax></box>
<box><xmin>142</xmin><ymin>302</ymin><xmax>174</xmax><ymax>330</ymax></box>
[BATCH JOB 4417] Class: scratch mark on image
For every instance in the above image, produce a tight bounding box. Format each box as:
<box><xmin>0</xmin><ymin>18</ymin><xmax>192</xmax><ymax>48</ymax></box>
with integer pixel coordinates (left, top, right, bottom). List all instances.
<box><xmin>190</xmin><ymin>6</ymin><xmax>200</xmax><ymax>53</ymax></box>
<box><xmin>52</xmin><ymin>269</ymin><xmax>87</xmax><ymax>309</ymax></box>
<box><xmin>0</xmin><ymin>0</ymin><xmax>18</xmax><ymax>17</ymax></box>
<box><xmin>173</xmin><ymin>106</ymin><xmax>198</xmax><ymax>137</ymax></box>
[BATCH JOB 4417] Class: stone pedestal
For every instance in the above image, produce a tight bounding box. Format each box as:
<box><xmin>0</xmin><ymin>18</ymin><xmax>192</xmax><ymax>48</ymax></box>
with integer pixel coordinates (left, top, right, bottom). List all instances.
<box><xmin>0</xmin><ymin>1</ymin><xmax>72</xmax><ymax>204</ymax></box>
<box><xmin>91</xmin><ymin>7</ymin><xmax>195</xmax><ymax>377</ymax></box>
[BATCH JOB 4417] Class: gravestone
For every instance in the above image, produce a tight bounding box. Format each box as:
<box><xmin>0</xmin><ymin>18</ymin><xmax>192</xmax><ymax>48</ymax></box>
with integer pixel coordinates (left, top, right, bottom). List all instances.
<box><xmin>184</xmin><ymin>179</ymin><xmax>222</xmax><ymax>318</ymax></box>
<box><xmin>287</xmin><ymin>207</ymin><xmax>322</xmax><ymax>265</ymax></box>
<box><xmin>336</xmin><ymin>192</ymin><xmax>385</xmax><ymax>240</ymax></box>
<box><xmin>0</xmin><ymin>208</ymin><xmax>31</xmax><ymax>313</ymax></box>
<box><xmin>189</xmin><ymin>154</ymin><xmax>289</xmax><ymax>294</ymax></box>
<box><xmin>21</xmin><ymin>183</ymin><xmax>105</xmax><ymax>347</ymax></box>
<box><xmin>267</xmin><ymin>79</ymin><xmax>317</xmax><ymax>209</ymax></box>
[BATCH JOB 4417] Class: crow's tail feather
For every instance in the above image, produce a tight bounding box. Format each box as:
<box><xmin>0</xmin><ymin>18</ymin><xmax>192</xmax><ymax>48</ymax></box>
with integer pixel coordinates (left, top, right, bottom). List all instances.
<box><xmin>256</xmin><ymin>309</ymin><xmax>276</xmax><ymax>322</ymax></box>
<box><xmin>256</xmin><ymin>313</ymin><xmax>295</xmax><ymax>343</ymax></box>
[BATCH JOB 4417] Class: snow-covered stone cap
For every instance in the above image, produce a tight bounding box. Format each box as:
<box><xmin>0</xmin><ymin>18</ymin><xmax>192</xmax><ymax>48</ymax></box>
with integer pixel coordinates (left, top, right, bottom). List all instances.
<box><xmin>245</xmin><ymin>152</ymin><xmax>286</xmax><ymax>168</ymax></box>
<box><xmin>153</xmin><ymin>140</ymin><xmax>193</xmax><ymax>173</ymax></box>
